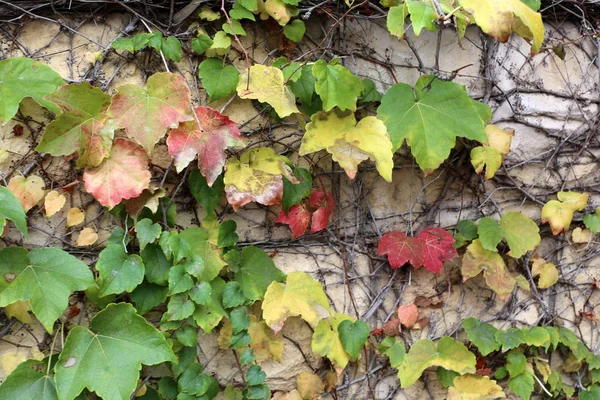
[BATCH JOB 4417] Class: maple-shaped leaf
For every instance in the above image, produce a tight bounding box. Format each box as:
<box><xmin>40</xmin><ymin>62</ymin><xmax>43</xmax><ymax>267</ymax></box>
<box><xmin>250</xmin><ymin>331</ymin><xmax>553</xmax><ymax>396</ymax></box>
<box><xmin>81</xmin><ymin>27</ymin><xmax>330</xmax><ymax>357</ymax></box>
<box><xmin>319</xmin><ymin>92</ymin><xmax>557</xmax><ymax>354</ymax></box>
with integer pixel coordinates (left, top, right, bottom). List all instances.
<box><xmin>311</xmin><ymin>60</ymin><xmax>364</xmax><ymax>112</ymax></box>
<box><xmin>167</xmin><ymin>106</ymin><xmax>244</xmax><ymax>185</ymax></box>
<box><xmin>447</xmin><ymin>374</ymin><xmax>506</xmax><ymax>400</ymax></box>
<box><xmin>309</xmin><ymin>189</ymin><xmax>335</xmax><ymax>233</ymax></box>
<box><xmin>36</xmin><ymin>82</ymin><xmax>115</xmax><ymax>168</ymax></box>
<box><xmin>299</xmin><ymin>110</ymin><xmax>393</xmax><ymax>182</ymax></box>
<box><xmin>0</xmin><ymin>57</ymin><xmax>64</xmax><ymax>121</ymax></box>
<box><xmin>262</xmin><ymin>271</ymin><xmax>332</xmax><ymax>333</ymax></box>
<box><xmin>276</xmin><ymin>204</ymin><xmax>310</xmax><ymax>238</ymax></box>
<box><xmin>237</xmin><ymin>64</ymin><xmax>299</xmax><ymax>118</ymax></box>
<box><xmin>462</xmin><ymin>239</ymin><xmax>515</xmax><ymax>301</ymax></box>
<box><xmin>477</xmin><ymin>212</ymin><xmax>540</xmax><ymax>257</ymax></box>
<box><xmin>458</xmin><ymin>0</ymin><xmax>544</xmax><ymax>53</ymax></box>
<box><xmin>83</xmin><ymin>138</ymin><xmax>151</xmax><ymax>209</ymax></box>
<box><xmin>396</xmin><ymin>337</ymin><xmax>476</xmax><ymax>387</ymax></box>
<box><xmin>0</xmin><ymin>247</ymin><xmax>94</xmax><ymax>333</ymax></box>
<box><xmin>387</xmin><ymin>4</ymin><xmax>409</xmax><ymax>39</ymax></box>
<box><xmin>311</xmin><ymin>313</ymin><xmax>353</xmax><ymax>374</ymax></box>
<box><xmin>108</xmin><ymin>72</ymin><xmax>193</xmax><ymax>153</ymax></box>
<box><xmin>55</xmin><ymin>303</ymin><xmax>176</xmax><ymax>400</ymax></box>
<box><xmin>541</xmin><ymin>191</ymin><xmax>589</xmax><ymax>235</ymax></box>
<box><xmin>378</xmin><ymin>227</ymin><xmax>456</xmax><ymax>274</ymax></box>
<box><xmin>377</xmin><ymin>75</ymin><xmax>489</xmax><ymax>171</ymax></box>
<box><xmin>224</xmin><ymin>147</ymin><xmax>298</xmax><ymax>211</ymax></box>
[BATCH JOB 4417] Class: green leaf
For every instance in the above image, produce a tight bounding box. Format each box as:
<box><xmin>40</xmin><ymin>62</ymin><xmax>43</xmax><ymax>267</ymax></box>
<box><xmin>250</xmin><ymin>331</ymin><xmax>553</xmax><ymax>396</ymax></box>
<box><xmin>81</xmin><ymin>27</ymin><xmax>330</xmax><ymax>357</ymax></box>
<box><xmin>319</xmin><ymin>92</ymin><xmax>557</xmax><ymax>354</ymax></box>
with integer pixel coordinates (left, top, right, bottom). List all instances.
<box><xmin>477</xmin><ymin>217</ymin><xmax>504</xmax><ymax>251</ymax></box>
<box><xmin>456</xmin><ymin>220</ymin><xmax>478</xmax><ymax>241</ymax></box>
<box><xmin>495</xmin><ymin>328</ymin><xmax>525</xmax><ymax>352</ymax></box>
<box><xmin>520</xmin><ymin>0</ymin><xmax>541</xmax><ymax>11</ymax></box>
<box><xmin>188</xmin><ymin>169</ymin><xmax>224</xmax><ymax>215</ymax></box>
<box><xmin>238</xmin><ymin>0</ymin><xmax>258</xmax><ymax>11</ymax></box>
<box><xmin>218</xmin><ymin>220</ymin><xmax>239</xmax><ymax>248</ymax></box>
<box><xmin>312</xmin><ymin>60</ymin><xmax>363</xmax><ymax>112</ymax></box>
<box><xmin>311</xmin><ymin>313</ymin><xmax>353</xmax><ymax>373</ymax></box>
<box><xmin>96</xmin><ymin>244</ymin><xmax>145</xmax><ymax>296</ymax></box>
<box><xmin>112</xmin><ymin>37</ymin><xmax>134</xmax><ymax>53</ymax></box>
<box><xmin>179</xmin><ymin>227</ymin><xmax>227</xmax><ymax>281</ymax></box>
<box><xmin>283</xmin><ymin>20</ymin><xmax>306</xmax><ymax>42</ymax></box>
<box><xmin>132</xmin><ymin>33</ymin><xmax>152</xmax><ymax>51</ymax></box>
<box><xmin>289</xmin><ymin>65</ymin><xmax>316</xmax><ymax>106</ymax></box>
<box><xmin>172</xmin><ymin>346</ymin><xmax>197</xmax><ymax>378</ymax></box>
<box><xmin>131</xmin><ymin>281</ymin><xmax>168</xmax><ymax>315</ymax></box>
<box><xmin>461</xmin><ymin>317</ymin><xmax>501</xmax><ymax>356</ymax></box>
<box><xmin>381</xmin><ymin>337</ymin><xmax>405</xmax><ymax>368</ymax></box>
<box><xmin>193</xmin><ymin>277</ymin><xmax>227</xmax><ymax>333</ymax></box>
<box><xmin>522</xmin><ymin>326</ymin><xmax>550</xmax><ymax>348</ymax></box>
<box><xmin>135</xmin><ymin>218</ymin><xmax>162</xmax><ymax>251</ymax></box>
<box><xmin>360</xmin><ymin>79</ymin><xmax>382</xmax><ymax>103</ymax></box>
<box><xmin>436</xmin><ymin>367</ymin><xmax>460</xmax><ymax>388</ymax></box>
<box><xmin>158</xmin><ymin>377</ymin><xmax>178</xmax><ymax>400</ymax></box>
<box><xmin>0</xmin><ymin>57</ymin><xmax>64</xmax><ymax>121</ymax></box>
<box><xmin>160</xmin><ymin>36</ymin><xmax>182</xmax><ymax>62</ymax></box>
<box><xmin>580</xmin><ymin>386</ymin><xmax>600</xmax><ymax>400</ymax></box>
<box><xmin>246</xmin><ymin>365</ymin><xmax>267</xmax><ymax>386</ymax></box>
<box><xmin>0</xmin><ymin>360</ymin><xmax>57</xmax><ymax>400</ymax></box>
<box><xmin>148</xmin><ymin>31</ymin><xmax>163</xmax><ymax>51</ymax></box>
<box><xmin>377</xmin><ymin>75</ymin><xmax>489</xmax><ymax>171</ymax></box>
<box><xmin>199</xmin><ymin>58</ymin><xmax>240</xmax><ymax>103</ymax></box>
<box><xmin>246</xmin><ymin>384</ymin><xmax>271</xmax><ymax>400</ymax></box>
<box><xmin>189</xmin><ymin>281</ymin><xmax>212</xmax><ymax>305</ymax></box>
<box><xmin>282</xmin><ymin>167</ymin><xmax>312</xmax><ymax>213</ymax></box>
<box><xmin>230</xmin><ymin>2</ymin><xmax>256</xmax><ymax>20</ymax></box>
<box><xmin>223</xmin><ymin>20</ymin><xmax>247</xmax><ymax>36</ymax></box>
<box><xmin>168</xmin><ymin>263</ymin><xmax>195</xmax><ymax>295</ymax></box>
<box><xmin>500</xmin><ymin>212</ymin><xmax>540</xmax><ymax>258</ymax></box>
<box><xmin>230</xmin><ymin>331</ymin><xmax>251</xmax><ymax>349</ymax></box>
<box><xmin>506</xmin><ymin>352</ymin><xmax>527</xmax><ymax>376</ymax></box>
<box><xmin>223</xmin><ymin>281</ymin><xmax>246</xmax><ymax>308</ymax></box>
<box><xmin>55</xmin><ymin>303</ymin><xmax>176</xmax><ymax>400</ymax></box>
<box><xmin>230</xmin><ymin>307</ymin><xmax>250</xmax><ymax>334</ymax></box>
<box><xmin>584</xmin><ymin>208</ymin><xmax>600</xmax><ymax>233</ymax></box>
<box><xmin>141</xmin><ymin>244</ymin><xmax>171</xmax><ymax>285</ymax></box>
<box><xmin>396</xmin><ymin>337</ymin><xmax>476</xmax><ymax>387</ymax></box>
<box><xmin>167</xmin><ymin>294</ymin><xmax>195</xmax><ymax>321</ymax></box>
<box><xmin>0</xmin><ymin>186</ymin><xmax>28</xmax><ymax>237</ymax></box>
<box><xmin>178</xmin><ymin>364</ymin><xmax>218</xmax><ymax>396</ymax></box>
<box><xmin>338</xmin><ymin>319</ymin><xmax>369</xmax><ymax>361</ymax></box>
<box><xmin>235</xmin><ymin>246</ymin><xmax>286</xmax><ymax>301</ymax></box>
<box><xmin>239</xmin><ymin>348</ymin><xmax>256</xmax><ymax>365</ymax></box>
<box><xmin>406</xmin><ymin>0</ymin><xmax>437</xmax><ymax>35</ymax></box>
<box><xmin>205</xmin><ymin>31</ymin><xmax>231</xmax><ymax>57</ymax></box>
<box><xmin>191</xmin><ymin>34</ymin><xmax>213</xmax><ymax>55</ymax></box>
<box><xmin>387</xmin><ymin>4</ymin><xmax>409</xmax><ymax>38</ymax></box>
<box><xmin>507</xmin><ymin>355</ymin><xmax>534</xmax><ymax>399</ymax></box>
<box><xmin>0</xmin><ymin>247</ymin><xmax>94</xmax><ymax>333</ymax></box>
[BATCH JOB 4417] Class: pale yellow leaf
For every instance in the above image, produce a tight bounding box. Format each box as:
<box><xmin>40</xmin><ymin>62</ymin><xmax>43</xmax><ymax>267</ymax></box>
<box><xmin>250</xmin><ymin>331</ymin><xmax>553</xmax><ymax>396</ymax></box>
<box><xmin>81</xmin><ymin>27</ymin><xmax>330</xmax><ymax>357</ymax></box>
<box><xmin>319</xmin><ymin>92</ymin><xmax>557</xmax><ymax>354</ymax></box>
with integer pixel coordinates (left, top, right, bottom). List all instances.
<box><xmin>572</xmin><ymin>227</ymin><xmax>592</xmax><ymax>243</ymax></box>
<box><xmin>297</xmin><ymin>372</ymin><xmax>325</xmax><ymax>399</ymax></box>
<box><xmin>66</xmin><ymin>207</ymin><xmax>85</xmax><ymax>227</ymax></box>
<box><xmin>0</xmin><ymin>149</ymin><xmax>10</xmax><ymax>164</ymax></box>
<box><xmin>531</xmin><ymin>257</ymin><xmax>558</xmax><ymax>289</ymax></box>
<box><xmin>44</xmin><ymin>190</ymin><xmax>66</xmax><ymax>217</ymax></box>
<box><xmin>5</xmin><ymin>300</ymin><xmax>32</xmax><ymax>324</ymax></box>
<box><xmin>485</xmin><ymin>125</ymin><xmax>514</xmax><ymax>156</ymax></box>
<box><xmin>76</xmin><ymin>227</ymin><xmax>98</xmax><ymax>246</ymax></box>
<box><xmin>447</xmin><ymin>374</ymin><xmax>506</xmax><ymax>399</ymax></box>
<box><xmin>1</xmin><ymin>353</ymin><xmax>27</xmax><ymax>376</ymax></box>
<box><xmin>7</xmin><ymin>175</ymin><xmax>45</xmax><ymax>212</ymax></box>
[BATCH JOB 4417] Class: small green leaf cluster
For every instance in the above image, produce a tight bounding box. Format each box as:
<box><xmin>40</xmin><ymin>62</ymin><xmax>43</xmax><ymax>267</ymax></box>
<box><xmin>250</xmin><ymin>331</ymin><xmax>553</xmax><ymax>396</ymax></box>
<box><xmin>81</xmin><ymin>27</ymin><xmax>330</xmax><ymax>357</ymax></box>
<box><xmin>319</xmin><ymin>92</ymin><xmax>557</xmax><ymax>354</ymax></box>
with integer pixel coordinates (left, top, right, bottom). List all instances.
<box><xmin>112</xmin><ymin>31</ymin><xmax>183</xmax><ymax>62</ymax></box>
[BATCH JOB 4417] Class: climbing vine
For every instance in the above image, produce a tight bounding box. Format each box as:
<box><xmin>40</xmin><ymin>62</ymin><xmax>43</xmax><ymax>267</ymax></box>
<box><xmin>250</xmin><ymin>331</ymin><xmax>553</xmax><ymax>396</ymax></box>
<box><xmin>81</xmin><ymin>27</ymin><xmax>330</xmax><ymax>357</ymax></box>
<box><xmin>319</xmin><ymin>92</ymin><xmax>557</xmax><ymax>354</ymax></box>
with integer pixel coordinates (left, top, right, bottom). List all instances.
<box><xmin>0</xmin><ymin>0</ymin><xmax>598</xmax><ymax>399</ymax></box>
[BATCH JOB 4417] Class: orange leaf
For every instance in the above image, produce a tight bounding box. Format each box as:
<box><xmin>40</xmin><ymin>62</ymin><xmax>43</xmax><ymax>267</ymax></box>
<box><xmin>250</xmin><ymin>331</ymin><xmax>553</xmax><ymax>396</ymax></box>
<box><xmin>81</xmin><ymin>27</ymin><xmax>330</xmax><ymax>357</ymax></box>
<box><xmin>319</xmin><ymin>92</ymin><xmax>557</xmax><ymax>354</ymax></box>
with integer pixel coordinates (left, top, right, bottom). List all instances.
<box><xmin>397</xmin><ymin>304</ymin><xmax>418</xmax><ymax>329</ymax></box>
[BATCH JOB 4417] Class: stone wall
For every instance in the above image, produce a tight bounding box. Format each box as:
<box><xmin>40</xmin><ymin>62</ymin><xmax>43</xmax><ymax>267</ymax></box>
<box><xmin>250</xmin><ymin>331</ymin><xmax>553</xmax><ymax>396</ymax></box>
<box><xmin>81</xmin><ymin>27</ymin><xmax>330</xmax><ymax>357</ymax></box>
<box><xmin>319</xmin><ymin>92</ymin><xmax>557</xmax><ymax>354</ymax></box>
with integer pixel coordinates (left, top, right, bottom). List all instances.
<box><xmin>0</xmin><ymin>11</ymin><xmax>599</xmax><ymax>399</ymax></box>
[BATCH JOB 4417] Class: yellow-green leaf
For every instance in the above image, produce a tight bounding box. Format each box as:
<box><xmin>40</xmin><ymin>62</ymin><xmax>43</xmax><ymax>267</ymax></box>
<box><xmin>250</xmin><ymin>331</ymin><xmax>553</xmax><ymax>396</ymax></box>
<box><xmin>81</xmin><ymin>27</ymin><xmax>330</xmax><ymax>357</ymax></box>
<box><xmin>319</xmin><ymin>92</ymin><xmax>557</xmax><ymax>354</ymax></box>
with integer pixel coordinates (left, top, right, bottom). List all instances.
<box><xmin>471</xmin><ymin>146</ymin><xmax>502</xmax><ymax>180</ymax></box>
<box><xmin>311</xmin><ymin>313</ymin><xmax>353</xmax><ymax>374</ymax></box>
<box><xmin>299</xmin><ymin>110</ymin><xmax>393</xmax><ymax>182</ymax></box>
<box><xmin>541</xmin><ymin>192</ymin><xmax>588</xmax><ymax>235</ymax></box>
<box><xmin>237</xmin><ymin>64</ymin><xmax>299</xmax><ymax>118</ymax></box>
<box><xmin>531</xmin><ymin>257</ymin><xmax>558</xmax><ymax>289</ymax></box>
<box><xmin>262</xmin><ymin>271</ymin><xmax>331</xmax><ymax>333</ymax></box>
<box><xmin>458</xmin><ymin>0</ymin><xmax>544</xmax><ymax>53</ymax></box>
<box><xmin>447</xmin><ymin>374</ymin><xmax>506</xmax><ymax>399</ymax></box>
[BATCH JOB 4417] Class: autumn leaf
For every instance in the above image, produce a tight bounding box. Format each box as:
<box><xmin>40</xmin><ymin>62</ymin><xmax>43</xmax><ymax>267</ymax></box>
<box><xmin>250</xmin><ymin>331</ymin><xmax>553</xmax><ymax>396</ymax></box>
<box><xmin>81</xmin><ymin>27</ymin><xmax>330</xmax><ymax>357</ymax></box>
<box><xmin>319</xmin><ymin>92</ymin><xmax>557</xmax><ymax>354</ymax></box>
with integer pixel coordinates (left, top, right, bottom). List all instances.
<box><xmin>312</xmin><ymin>60</ymin><xmax>364</xmax><ymax>112</ymax></box>
<box><xmin>311</xmin><ymin>313</ymin><xmax>353</xmax><ymax>374</ymax></box>
<box><xmin>36</xmin><ymin>82</ymin><xmax>115</xmax><ymax>168</ymax></box>
<box><xmin>458</xmin><ymin>0</ymin><xmax>544</xmax><ymax>53</ymax></box>
<box><xmin>397</xmin><ymin>304</ymin><xmax>419</xmax><ymax>329</ymax></box>
<box><xmin>396</xmin><ymin>337</ymin><xmax>476</xmax><ymax>387</ymax></box>
<box><xmin>531</xmin><ymin>257</ymin><xmax>558</xmax><ymax>289</ymax></box>
<box><xmin>309</xmin><ymin>189</ymin><xmax>334</xmax><ymax>233</ymax></box>
<box><xmin>276</xmin><ymin>204</ymin><xmax>310</xmax><ymax>238</ymax></box>
<box><xmin>66</xmin><ymin>207</ymin><xmax>85</xmax><ymax>227</ymax></box>
<box><xmin>109</xmin><ymin>72</ymin><xmax>193</xmax><ymax>153</ymax></box>
<box><xmin>237</xmin><ymin>64</ymin><xmax>299</xmax><ymax>118</ymax></box>
<box><xmin>76</xmin><ymin>227</ymin><xmax>98</xmax><ymax>247</ymax></box>
<box><xmin>572</xmin><ymin>227</ymin><xmax>592</xmax><ymax>243</ymax></box>
<box><xmin>378</xmin><ymin>227</ymin><xmax>456</xmax><ymax>274</ymax></box>
<box><xmin>447</xmin><ymin>374</ymin><xmax>506</xmax><ymax>400</ymax></box>
<box><xmin>377</xmin><ymin>75</ymin><xmax>489</xmax><ymax>171</ymax></box>
<box><xmin>83</xmin><ymin>138</ymin><xmax>151</xmax><ymax>209</ymax></box>
<box><xmin>224</xmin><ymin>147</ymin><xmax>297</xmax><ymax>211</ymax></box>
<box><xmin>167</xmin><ymin>106</ymin><xmax>244</xmax><ymax>185</ymax></box>
<box><xmin>44</xmin><ymin>190</ymin><xmax>66</xmax><ymax>217</ymax></box>
<box><xmin>7</xmin><ymin>175</ymin><xmax>45</xmax><ymax>212</ymax></box>
<box><xmin>462</xmin><ymin>239</ymin><xmax>515</xmax><ymax>301</ymax></box>
<box><xmin>541</xmin><ymin>191</ymin><xmax>589</xmax><ymax>235</ymax></box>
<box><xmin>248</xmin><ymin>317</ymin><xmax>284</xmax><ymax>362</ymax></box>
<box><xmin>262</xmin><ymin>271</ymin><xmax>331</xmax><ymax>333</ymax></box>
<box><xmin>299</xmin><ymin>110</ymin><xmax>393</xmax><ymax>182</ymax></box>
<box><xmin>296</xmin><ymin>372</ymin><xmax>324</xmax><ymax>399</ymax></box>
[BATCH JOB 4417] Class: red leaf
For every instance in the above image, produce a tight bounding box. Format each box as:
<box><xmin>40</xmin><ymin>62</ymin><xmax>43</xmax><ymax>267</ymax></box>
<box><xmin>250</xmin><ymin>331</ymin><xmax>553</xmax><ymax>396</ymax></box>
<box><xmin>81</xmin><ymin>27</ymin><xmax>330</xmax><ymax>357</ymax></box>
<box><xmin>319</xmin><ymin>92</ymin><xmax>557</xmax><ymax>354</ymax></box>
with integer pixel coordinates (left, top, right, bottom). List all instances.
<box><xmin>417</xmin><ymin>227</ymin><xmax>457</xmax><ymax>274</ymax></box>
<box><xmin>275</xmin><ymin>204</ymin><xmax>310</xmax><ymax>238</ymax></box>
<box><xmin>83</xmin><ymin>138</ymin><xmax>151</xmax><ymax>209</ymax></box>
<box><xmin>309</xmin><ymin>189</ymin><xmax>334</xmax><ymax>233</ymax></box>
<box><xmin>382</xmin><ymin>318</ymin><xmax>400</xmax><ymax>336</ymax></box>
<box><xmin>397</xmin><ymin>304</ymin><xmax>419</xmax><ymax>329</ymax></box>
<box><xmin>377</xmin><ymin>232</ymin><xmax>424</xmax><ymax>269</ymax></box>
<box><xmin>167</xmin><ymin>106</ymin><xmax>244</xmax><ymax>186</ymax></box>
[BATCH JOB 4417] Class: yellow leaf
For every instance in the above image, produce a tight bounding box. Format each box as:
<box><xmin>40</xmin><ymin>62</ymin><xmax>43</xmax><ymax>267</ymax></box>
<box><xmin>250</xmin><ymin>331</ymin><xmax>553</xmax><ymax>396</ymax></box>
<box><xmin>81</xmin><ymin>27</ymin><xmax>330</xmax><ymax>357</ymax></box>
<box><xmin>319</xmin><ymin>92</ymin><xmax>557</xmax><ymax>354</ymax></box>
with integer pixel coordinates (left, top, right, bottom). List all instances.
<box><xmin>541</xmin><ymin>191</ymin><xmax>588</xmax><ymax>235</ymax></box>
<box><xmin>485</xmin><ymin>125</ymin><xmax>514</xmax><ymax>156</ymax></box>
<box><xmin>311</xmin><ymin>313</ymin><xmax>353</xmax><ymax>375</ymax></box>
<box><xmin>198</xmin><ymin>5</ymin><xmax>220</xmax><ymax>21</ymax></box>
<box><xmin>296</xmin><ymin>371</ymin><xmax>325</xmax><ymax>399</ymax></box>
<box><xmin>299</xmin><ymin>110</ymin><xmax>393</xmax><ymax>182</ymax></box>
<box><xmin>66</xmin><ymin>207</ymin><xmax>85</xmax><ymax>227</ymax></box>
<box><xmin>459</xmin><ymin>0</ymin><xmax>544</xmax><ymax>53</ymax></box>
<box><xmin>248</xmin><ymin>317</ymin><xmax>284</xmax><ymax>362</ymax></box>
<box><xmin>462</xmin><ymin>239</ymin><xmax>515</xmax><ymax>301</ymax></box>
<box><xmin>44</xmin><ymin>190</ymin><xmax>66</xmax><ymax>217</ymax></box>
<box><xmin>572</xmin><ymin>227</ymin><xmax>592</xmax><ymax>243</ymax></box>
<box><xmin>224</xmin><ymin>147</ymin><xmax>297</xmax><ymax>211</ymax></box>
<box><xmin>557</xmin><ymin>191</ymin><xmax>589</xmax><ymax>211</ymax></box>
<box><xmin>7</xmin><ymin>175</ymin><xmax>45</xmax><ymax>212</ymax></box>
<box><xmin>256</xmin><ymin>0</ymin><xmax>293</xmax><ymax>25</ymax></box>
<box><xmin>205</xmin><ymin>31</ymin><xmax>231</xmax><ymax>57</ymax></box>
<box><xmin>5</xmin><ymin>300</ymin><xmax>33</xmax><ymax>324</ymax></box>
<box><xmin>447</xmin><ymin>374</ymin><xmax>506</xmax><ymax>399</ymax></box>
<box><xmin>470</xmin><ymin>146</ymin><xmax>502</xmax><ymax>180</ymax></box>
<box><xmin>30</xmin><ymin>347</ymin><xmax>44</xmax><ymax>361</ymax></box>
<box><xmin>237</xmin><ymin>64</ymin><xmax>299</xmax><ymax>118</ymax></box>
<box><xmin>76</xmin><ymin>227</ymin><xmax>98</xmax><ymax>246</ymax></box>
<box><xmin>135</xmin><ymin>381</ymin><xmax>147</xmax><ymax>397</ymax></box>
<box><xmin>262</xmin><ymin>271</ymin><xmax>331</xmax><ymax>332</ymax></box>
<box><xmin>531</xmin><ymin>257</ymin><xmax>558</xmax><ymax>289</ymax></box>
<box><xmin>0</xmin><ymin>353</ymin><xmax>27</xmax><ymax>376</ymax></box>
<box><xmin>0</xmin><ymin>149</ymin><xmax>10</xmax><ymax>164</ymax></box>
